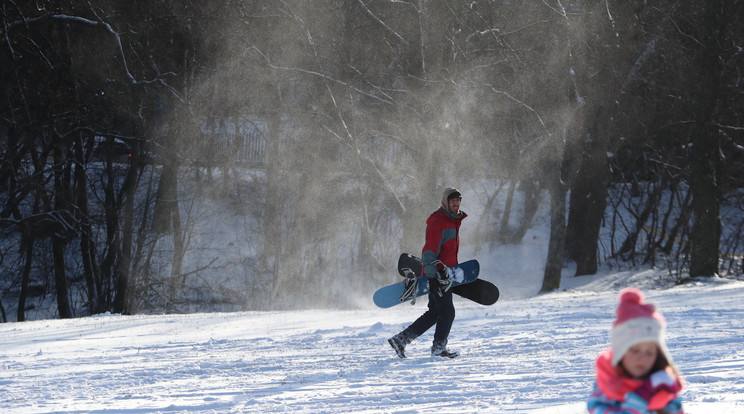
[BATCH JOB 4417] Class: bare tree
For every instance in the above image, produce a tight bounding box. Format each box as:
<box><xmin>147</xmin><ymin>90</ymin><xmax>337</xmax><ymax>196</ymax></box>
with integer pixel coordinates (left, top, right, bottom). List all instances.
<box><xmin>687</xmin><ymin>1</ymin><xmax>738</xmax><ymax>278</ymax></box>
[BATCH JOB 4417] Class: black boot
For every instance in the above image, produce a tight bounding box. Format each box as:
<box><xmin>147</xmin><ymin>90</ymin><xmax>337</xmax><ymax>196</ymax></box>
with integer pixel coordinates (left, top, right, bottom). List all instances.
<box><xmin>431</xmin><ymin>340</ymin><xmax>459</xmax><ymax>358</ymax></box>
<box><xmin>388</xmin><ymin>334</ymin><xmax>409</xmax><ymax>358</ymax></box>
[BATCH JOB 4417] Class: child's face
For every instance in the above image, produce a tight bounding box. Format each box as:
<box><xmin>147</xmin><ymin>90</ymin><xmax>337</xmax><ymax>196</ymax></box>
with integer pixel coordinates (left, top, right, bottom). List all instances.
<box><xmin>620</xmin><ymin>341</ymin><xmax>658</xmax><ymax>378</ymax></box>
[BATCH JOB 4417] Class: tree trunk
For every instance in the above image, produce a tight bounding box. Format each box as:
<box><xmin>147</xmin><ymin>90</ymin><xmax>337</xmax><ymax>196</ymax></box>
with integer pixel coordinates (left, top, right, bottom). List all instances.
<box><xmin>689</xmin><ymin>132</ymin><xmax>721</xmax><ymax>277</ymax></box>
<box><xmin>499</xmin><ymin>180</ymin><xmax>517</xmax><ymax>242</ymax></box>
<box><xmin>688</xmin><ymin>1</ymin><xmax>729</xmax><ymax>278</ymax></box>
<box><xmin>565</xmin><ymin>114</ymin><xmax>610</xmax><ymax>276</ymax></box>
<box><xmin>263</xmin><ymin>98</ymin><xmax>283</xmax><ymax>301</ymax></box>
<box><xmin>541</xmin><ymin>173</ymin><xmax>568</xmax><ymax>293</ymax></box>
<box><xmin>152</xmin><ymin>162</ymin><xmax>178</xmax><ymax>234</ymax></box>
<box><xmin>168</xmin><ymin>173</ymin><xmax>184</xmax><ymax>311</ymax></box>
<box><xmin>113</xmin><ymin>161</ymin><xmax>140</xmax><ymax>315</ymax></box>
<box><xmin>52</xmin><ymin>234</ymin><xmax>73</xmax><ymax>318</ymax></box>
<box><xmin>52</xmin><ymin>149</ymin><xmax>73</xmax><ymax>319</ymax></box>
<box><xmin>17</xmin><ymin>233</ymin><xmax>34</xmax><ymax>322</ymax></box>
<box><xmin>513</xmin><ymin>179</ymin><xmax>540</xmax><ymax>243</ymax></box>
<box><xmin>540</xmin><ymin>129</ymin><xmax>577</xmax><ymax>294</ymax></box>
<box><xmin>74</xmin><ymin>134</ymin><xmax>101</xmax><ymax>315</ymax></box>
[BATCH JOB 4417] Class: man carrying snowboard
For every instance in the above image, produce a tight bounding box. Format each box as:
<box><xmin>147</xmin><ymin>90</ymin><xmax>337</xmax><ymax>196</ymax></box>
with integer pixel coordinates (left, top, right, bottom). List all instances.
<box><xmin>388</xmin><ymin>187</ymin><xmax>466</xmax><ymax>358</ymax></box>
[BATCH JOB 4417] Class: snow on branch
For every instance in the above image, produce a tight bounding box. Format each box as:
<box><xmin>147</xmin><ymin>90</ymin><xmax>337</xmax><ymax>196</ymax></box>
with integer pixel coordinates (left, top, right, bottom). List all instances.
<box><xmin>718</xmin><ymin>124</ymin><xmax>744</xmax><ymax>132</ymax></box>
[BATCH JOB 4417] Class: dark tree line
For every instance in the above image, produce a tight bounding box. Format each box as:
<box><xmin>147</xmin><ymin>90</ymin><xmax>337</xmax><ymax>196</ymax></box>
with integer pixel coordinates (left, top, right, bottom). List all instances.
<box><xmin>1</xmin><ymin>1</ymin><xmax>742</xmax><ymax>321</ymax></box>
<box><xmin>559</xmin><ymin>1</ymin><xmax>744</xmax><ymax>285</ymax></box>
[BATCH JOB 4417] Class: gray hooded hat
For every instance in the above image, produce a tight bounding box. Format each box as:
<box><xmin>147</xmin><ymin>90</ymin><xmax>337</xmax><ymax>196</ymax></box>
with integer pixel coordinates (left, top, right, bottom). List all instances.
<box><xmin>441</xmin><ymin>187</ymin><xmax>462</xmax><ymax>216</ymax></box>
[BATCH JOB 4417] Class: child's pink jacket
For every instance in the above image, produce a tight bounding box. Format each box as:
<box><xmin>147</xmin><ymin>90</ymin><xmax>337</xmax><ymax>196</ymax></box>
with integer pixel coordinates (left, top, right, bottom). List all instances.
<box><xmin>587</xmin><ymin>349</ymin><xmax>684</xmax><ymax>414</ymax></box>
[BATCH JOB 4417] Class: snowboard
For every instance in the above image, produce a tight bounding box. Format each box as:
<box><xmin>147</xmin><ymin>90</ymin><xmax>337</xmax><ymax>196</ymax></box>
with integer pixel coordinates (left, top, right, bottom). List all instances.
<box><xmin>373</xmin><ymin>259</ymin><xmax>480</xmax><ymax>308</ymax></box>
<box><xmin>397</xmin><ymin>253</ymin><xmax>500</xmax><ymax>306</ymax></box>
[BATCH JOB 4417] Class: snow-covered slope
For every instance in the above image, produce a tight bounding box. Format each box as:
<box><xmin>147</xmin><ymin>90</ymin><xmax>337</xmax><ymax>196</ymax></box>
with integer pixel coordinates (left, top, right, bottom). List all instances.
<box><xmin>2</xmin><ymin>276</ymin><xmax>743</xmax><ymax>413</ymax></box>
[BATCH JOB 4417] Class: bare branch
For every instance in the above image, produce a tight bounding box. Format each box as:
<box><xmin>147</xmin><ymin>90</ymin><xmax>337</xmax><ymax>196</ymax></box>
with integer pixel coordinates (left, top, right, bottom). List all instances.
<box><xmin>355</xmin><ymin>0</ymin><xmax>409</xmax><ymax>45</ymax></box>
<box><xmin>245</xmin><ymin>46</ymin><xmax>393</xmax><ymax>105</ymax></box>
<box><xmin>50</xmin><ymin>14</ymin><xmax>136</xmax><ymax>84</ymax></box>
<box><xmin>4</xmin><ymin>12</ymin><xmax>139</xmax><ymax>83</ymax></box>
<box><xmin>485</xmin><ymin>84</ymin><xmax>546</xmax><ymax>128</ymax></box>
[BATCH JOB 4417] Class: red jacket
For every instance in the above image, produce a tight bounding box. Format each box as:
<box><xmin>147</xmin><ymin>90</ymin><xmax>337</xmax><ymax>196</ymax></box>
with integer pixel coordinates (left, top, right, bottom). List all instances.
<box><xmin>421</xmin><ymin>208</ymin><xmax>467</xmax><ymax>277</ymax></box>
<box><xmin>588</xmin><ymin>349</ymin><xmax>684</xmax><ymax>413</ymax></box>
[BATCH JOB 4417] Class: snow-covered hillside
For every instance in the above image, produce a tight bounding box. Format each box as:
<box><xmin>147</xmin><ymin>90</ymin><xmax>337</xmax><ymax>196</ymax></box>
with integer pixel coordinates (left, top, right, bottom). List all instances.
<box><xmin>2</xmin><ymin>271</ymin><xmax>743</xmax><ymax>413</ymax></box>
<box><xmin>2</xmin><ymin>180</ymin><xmax>743</xmax><ymax>412</ymax></box>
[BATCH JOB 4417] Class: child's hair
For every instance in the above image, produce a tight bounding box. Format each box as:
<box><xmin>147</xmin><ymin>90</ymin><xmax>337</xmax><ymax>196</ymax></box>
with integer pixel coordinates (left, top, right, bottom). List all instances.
<box><xmin>652</xmin><ymin>349</ymin><xmax>671</xmax><ymax>373</ymax></box>
<box><xmin>654</xmin><ymin>349</ymin><xmax>683</xmax><ymax>380</ymax></box>
<box><xmin>616</xmin><ymin>345</ymin><xmax>674</xmax><ymax>379</ymax></box>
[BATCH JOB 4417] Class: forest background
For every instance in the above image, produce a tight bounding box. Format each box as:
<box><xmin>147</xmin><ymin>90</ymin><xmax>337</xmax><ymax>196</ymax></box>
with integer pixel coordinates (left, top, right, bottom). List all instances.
<box><xmin>1</xmin><ymin>0</ymin><xmax>743</xmax><ymax>322</ymax></box>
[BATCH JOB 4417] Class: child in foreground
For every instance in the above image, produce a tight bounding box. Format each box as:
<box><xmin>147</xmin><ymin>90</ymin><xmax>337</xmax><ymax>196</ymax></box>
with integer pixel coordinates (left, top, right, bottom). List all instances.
<box><xmin>588</xmin><ymin>287</ymin><xmax>685</xmax><ymax>414</ymax></box>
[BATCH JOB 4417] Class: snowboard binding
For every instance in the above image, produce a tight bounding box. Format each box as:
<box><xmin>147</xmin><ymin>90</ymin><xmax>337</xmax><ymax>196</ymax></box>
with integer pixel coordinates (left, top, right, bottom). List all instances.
<box><xmin>399</xmin><ymin>265</ymin><xmax>419</xmax><ymax>305</ymax></box>
<box><xmin>399</xmin><ymin>276</ymin><xmax>418</xmax><ymax>305</ymax></box>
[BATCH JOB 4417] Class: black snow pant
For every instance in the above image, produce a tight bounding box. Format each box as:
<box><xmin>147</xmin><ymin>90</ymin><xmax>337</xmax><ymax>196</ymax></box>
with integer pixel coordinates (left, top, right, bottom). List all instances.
<box><xmin>397</xmin><ymin>278</ymin><xmax>455</xmax><ymax>347</ymax></box>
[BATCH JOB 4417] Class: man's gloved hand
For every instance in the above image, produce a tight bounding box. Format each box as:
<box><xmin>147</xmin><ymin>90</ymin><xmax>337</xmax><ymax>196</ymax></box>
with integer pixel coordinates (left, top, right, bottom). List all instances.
<box><xmin>435</xmin><ymin>266</ymin><xmax>452</xmax><ymax>296</ymax></box>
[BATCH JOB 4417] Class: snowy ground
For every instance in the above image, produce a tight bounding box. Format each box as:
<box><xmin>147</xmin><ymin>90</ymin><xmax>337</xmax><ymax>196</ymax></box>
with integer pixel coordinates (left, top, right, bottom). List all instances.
<box><xmin>2</xmin><ymin>197</ymin><xmax>743</xmax><ymax>413</ymax></box>
<box><xmin>1</xmin><ymin>274</ymin><xmax>743</xmax><ymax>413</ymax></box>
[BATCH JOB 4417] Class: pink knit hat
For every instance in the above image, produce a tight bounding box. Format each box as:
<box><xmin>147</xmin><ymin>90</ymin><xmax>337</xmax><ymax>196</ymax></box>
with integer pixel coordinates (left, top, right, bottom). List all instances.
<box><xmin>610</xmin><ymin>288</ymin><xmax>673</xmax><ymax>366</ymax></box>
